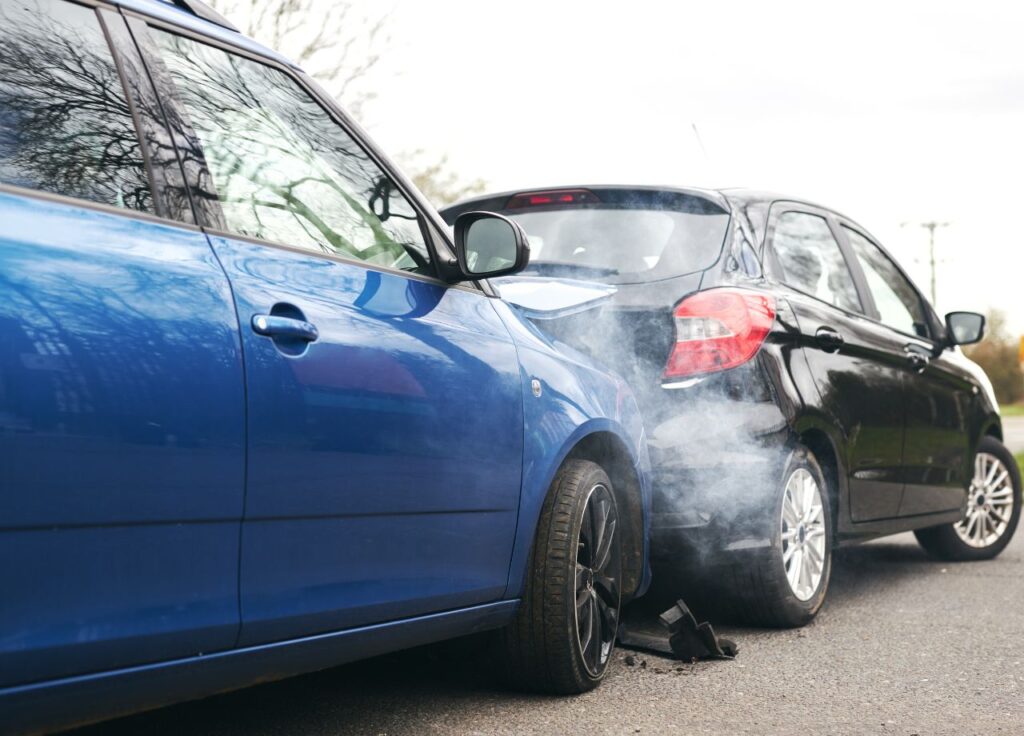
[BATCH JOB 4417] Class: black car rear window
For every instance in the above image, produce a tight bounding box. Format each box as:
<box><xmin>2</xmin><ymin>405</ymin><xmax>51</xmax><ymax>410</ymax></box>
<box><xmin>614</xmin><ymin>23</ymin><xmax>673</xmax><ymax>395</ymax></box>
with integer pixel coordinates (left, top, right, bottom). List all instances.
<box><xmin>476</xmin><ymin>191</ymin><xmax>729</xmax><ymax>284</ymax></box>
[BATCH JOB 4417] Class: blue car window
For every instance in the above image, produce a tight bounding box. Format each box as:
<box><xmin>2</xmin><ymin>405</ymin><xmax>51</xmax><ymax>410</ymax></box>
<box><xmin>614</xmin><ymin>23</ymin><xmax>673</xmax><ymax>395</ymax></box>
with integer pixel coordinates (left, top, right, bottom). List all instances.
<box><xmin>150</xmin><ymin>30</ymin><xmax>431</xmax><ymax>275</ymax></box>
<box><xmin>0</xmin><ymin>0</ymin><xmax>152</xmax><ymax>212</ymax></box>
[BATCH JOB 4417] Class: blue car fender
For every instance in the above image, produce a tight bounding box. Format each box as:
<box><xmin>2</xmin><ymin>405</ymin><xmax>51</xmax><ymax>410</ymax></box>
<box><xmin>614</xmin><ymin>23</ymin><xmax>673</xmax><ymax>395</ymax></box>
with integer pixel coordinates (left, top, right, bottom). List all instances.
<box><xmin>489</xmin><ymin>299</ymin><xmax>652</xmax><ymax>602</ymax></box>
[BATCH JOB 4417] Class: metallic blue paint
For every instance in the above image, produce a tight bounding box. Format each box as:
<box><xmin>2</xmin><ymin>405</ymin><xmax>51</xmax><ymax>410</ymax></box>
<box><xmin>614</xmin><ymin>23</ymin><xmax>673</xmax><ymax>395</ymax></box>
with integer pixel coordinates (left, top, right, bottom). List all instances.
<box><xmin>0</xmin><ymin>191</ymin><xmax>246</xmax><ymax>687</ymax></box>
<box><xmin>0</xmin><ymin>0</ymin><xmax>651</xmax><ymax>728</ymax></box>
<box><xmin>491</xmin><ymin>302</ymin><xmax>652</xmax><ymax>600</ymax></box>
<box><xmin>206</xmin><ymin>235</ymin><xmax>524</xmax><ymax>645</ymax></box>
<box><xmin>0</xmin><ymin>191</ymin><xmax>648</xmax><ymax>723</ymax></box>
<box><xmin>2</xmin><ymin>600</ymin><xmax>518</xmax><ymax>735</ymax></box>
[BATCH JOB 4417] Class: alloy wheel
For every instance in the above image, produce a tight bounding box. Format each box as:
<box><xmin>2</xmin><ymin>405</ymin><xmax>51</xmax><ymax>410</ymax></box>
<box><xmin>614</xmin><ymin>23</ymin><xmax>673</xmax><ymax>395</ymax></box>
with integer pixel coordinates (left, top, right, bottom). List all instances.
<box><xmin>575</xmin><ymin>483</ymin><xmax>620</xmax><ymax>677</ymax></box>
<box><xmin>781</xmin><ymin>468</ymin><xmax>827</xmax><ymax>601</ymax></box>
<box><xmin>956</xmin><ymin>452</ymin><xmax>1015</xmax><ymax>548</ymax></box>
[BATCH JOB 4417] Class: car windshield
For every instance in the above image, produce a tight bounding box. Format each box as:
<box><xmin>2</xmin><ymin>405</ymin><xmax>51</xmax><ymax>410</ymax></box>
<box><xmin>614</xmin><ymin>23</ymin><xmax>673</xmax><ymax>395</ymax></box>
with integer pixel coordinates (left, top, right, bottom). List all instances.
<box><xmin>505</xmin><ymin>206</ymin><xmax>730</xmax><ymax>284</ymax></box>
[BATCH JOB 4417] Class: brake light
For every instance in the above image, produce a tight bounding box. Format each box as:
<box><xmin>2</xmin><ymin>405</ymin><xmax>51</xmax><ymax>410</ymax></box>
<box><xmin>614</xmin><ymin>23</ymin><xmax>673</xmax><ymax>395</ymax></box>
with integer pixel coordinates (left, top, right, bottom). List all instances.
<box><xmin>506</xmin><ymin>189</ymin><xmax>601</xmax><ymax>208</ymax></box>
<box><xmin>663</xmin><ymin>289</ymin><xmax>776</xmax><ymax>379</ymax></box>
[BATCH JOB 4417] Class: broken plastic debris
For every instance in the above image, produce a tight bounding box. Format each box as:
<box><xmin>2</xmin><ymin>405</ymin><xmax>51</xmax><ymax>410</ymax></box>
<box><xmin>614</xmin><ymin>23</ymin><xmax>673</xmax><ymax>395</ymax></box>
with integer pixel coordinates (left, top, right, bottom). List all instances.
<box><xmin>618</xmin><ymin>599</ymin><xmax>738</xmax><ymax>661</ymax></box>
<box><xmin>660</xmin><ymin>599</ymin><xmax>738</xmax><ymax>660</ymax></box>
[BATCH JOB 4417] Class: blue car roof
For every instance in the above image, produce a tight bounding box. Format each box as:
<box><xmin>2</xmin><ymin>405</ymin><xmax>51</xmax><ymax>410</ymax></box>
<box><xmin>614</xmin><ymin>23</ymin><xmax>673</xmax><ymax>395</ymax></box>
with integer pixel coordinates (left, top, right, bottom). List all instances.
<box><xmin>112</xmin><ymin>0</ymin><xmax>299</xmax><ymax>70</ymax></box>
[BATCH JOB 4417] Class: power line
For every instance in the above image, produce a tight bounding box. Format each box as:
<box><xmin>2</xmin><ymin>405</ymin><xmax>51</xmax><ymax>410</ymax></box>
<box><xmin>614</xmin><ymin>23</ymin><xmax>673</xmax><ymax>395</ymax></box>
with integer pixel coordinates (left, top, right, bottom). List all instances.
<box><xmin>901</xmin><ymin>220</ymin><xmax>950</xmax><ymax>306</ymax></box>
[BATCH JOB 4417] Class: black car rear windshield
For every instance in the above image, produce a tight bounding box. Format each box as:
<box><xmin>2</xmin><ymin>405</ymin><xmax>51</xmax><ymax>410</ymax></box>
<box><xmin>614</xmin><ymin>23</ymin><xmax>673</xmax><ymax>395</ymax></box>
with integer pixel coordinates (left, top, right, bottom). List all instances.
<box><xmin>491</xmin><ymin>192</ymin><xmax>729</xmax><ymax>284</ymax></box>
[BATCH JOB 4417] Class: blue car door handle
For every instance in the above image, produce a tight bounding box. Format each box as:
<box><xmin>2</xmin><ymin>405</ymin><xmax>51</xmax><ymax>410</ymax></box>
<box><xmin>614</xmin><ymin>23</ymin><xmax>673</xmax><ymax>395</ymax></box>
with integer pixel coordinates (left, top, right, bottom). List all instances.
<box><xmin>251</xmin><ymin>314</ymin><xmax>319</xmax><ymax>342</ymax></box>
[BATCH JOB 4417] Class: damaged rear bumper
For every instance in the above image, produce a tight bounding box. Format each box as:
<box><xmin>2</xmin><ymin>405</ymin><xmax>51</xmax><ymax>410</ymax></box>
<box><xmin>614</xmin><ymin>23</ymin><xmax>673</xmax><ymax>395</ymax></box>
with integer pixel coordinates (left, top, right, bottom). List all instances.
<box><xmin>647</xmin><ymin>405</ymin><xmax>792</xmax><ymax>564</ymax></box>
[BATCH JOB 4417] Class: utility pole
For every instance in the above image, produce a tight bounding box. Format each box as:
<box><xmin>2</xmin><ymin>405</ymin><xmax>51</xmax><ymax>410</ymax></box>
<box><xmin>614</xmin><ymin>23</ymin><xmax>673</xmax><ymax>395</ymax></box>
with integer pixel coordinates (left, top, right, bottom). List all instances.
<box><xmin>901</xmin><ymin>221</ymin><xmax>949</xmax><ymax>306</ymax></box>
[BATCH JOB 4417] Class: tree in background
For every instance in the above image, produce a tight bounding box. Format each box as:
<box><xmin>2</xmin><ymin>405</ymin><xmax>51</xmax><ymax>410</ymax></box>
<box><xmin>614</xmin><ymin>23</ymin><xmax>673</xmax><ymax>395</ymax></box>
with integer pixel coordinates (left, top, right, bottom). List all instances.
<box><xmin>208</xmin><ymin>0</ymin><xmax>484</xmax><ymax>206</ymax></box>
<box><xmin>398</xmin><ymin>150</ymin><xmax>486</xmax><ymax>207</ymax></box>
<box><xmin>964</xmin><ymin>310</ymin><xmax>1024</xmax><ymax>406</ymax></box>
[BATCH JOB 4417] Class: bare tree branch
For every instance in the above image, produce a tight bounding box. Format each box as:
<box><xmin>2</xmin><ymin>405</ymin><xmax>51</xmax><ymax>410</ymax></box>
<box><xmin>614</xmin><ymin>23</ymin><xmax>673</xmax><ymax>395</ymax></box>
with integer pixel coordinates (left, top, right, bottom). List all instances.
<box><xmin>204</xmin><ymin>0</ymin><xmax>486</xmax><ymax>206</ymax></box>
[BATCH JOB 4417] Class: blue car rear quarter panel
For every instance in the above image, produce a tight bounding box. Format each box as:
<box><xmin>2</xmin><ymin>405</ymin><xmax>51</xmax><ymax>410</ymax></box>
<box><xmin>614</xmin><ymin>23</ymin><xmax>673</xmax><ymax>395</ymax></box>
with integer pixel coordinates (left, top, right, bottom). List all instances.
<box><xmin>205</xmin><ymin>236</ymin><xmax>525</xmax><ymax>645</ymax></box>
<box><xmin>492</xmin><ymin>301</ymin><xmax>651</xmax><ymax>600</ymax></box>
<box><xmin>0</xmin><ymin>192</ymin><xmax>246</xmax><ymax>686</ymax></box>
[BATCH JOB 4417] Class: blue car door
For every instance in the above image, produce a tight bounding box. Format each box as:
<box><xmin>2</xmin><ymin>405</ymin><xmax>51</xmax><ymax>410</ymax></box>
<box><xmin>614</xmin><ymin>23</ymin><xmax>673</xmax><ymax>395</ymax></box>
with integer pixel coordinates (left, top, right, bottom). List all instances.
<box><xmin>143</xmin><ymin>27</ymin><xmax>524</xmax><ymax>643</ymax></box>
<box><xmin>0</xmin><ymin>1</ymin><xmax>244</xmax><ymax>686</ymax></box>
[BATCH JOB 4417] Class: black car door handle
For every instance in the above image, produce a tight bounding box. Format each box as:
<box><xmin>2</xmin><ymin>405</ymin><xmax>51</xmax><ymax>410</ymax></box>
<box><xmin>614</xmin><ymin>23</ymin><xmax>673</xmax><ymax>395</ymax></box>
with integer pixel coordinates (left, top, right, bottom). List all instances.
<box><xmin>815</xmin><ymin>326</ymin><xmax>845</xmax><ymax>352</ymax></box>
<box><xmin>905</xmin><ymin>348</ymin><xmax>929</xmax><ymax>372</ymax></box>
<box><xmin>251</xmin><ymin>314</ymin><xmax>319</xmax><ymax>342</ymax></box>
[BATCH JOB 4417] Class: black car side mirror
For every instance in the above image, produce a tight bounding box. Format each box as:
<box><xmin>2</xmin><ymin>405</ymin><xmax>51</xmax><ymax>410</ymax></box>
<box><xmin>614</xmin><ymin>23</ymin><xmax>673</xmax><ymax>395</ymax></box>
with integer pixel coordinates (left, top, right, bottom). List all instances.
<box><xmin>452</xmin><ymin>211</ymin><xmax>530</xmax><ymax>281</ymax></box>
<box><xmin>945</xmin><ymin>311</ymin><xmax>985</xmax><ymax>346</ymax></box>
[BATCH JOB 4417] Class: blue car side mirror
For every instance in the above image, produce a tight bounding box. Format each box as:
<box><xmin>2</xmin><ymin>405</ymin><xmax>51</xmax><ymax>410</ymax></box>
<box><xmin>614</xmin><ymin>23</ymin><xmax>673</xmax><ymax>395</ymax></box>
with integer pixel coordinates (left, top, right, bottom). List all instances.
<box><xmin>451</xmin><ymin>211</ymin><xmax>530</xmax><ymax>281</ymax></box>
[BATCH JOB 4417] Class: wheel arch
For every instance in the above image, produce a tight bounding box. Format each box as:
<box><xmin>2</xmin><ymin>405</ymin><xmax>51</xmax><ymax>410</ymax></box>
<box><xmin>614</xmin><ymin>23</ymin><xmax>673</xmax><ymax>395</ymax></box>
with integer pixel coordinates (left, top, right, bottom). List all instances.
<box><xmin>982</xmin><ymin>417</ymin><xmax>1003</xmax><ymax>442</ymax></box>
<box><xmin>564</xmin><ymin>431</ymin><xmax>647</xmax><ymax>601</ymax></box>
<box><xmin>799</xmin><ymin>430</ymin><xmax>840</xmax><ymax>536</ymax></box>
<box><xmin>791</xmin><ymin>414</ymin><xmax>848</xmax><ymax>544</ymax></box>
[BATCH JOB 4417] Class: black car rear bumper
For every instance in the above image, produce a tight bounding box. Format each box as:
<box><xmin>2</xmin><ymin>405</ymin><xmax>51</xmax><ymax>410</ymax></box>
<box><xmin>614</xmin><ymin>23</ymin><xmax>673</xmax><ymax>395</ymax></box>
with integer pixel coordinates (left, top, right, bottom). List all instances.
<box><xmin>647</xmin><ymin>400</ymin><xmax>793</xmax><ymax>563</ymax></box>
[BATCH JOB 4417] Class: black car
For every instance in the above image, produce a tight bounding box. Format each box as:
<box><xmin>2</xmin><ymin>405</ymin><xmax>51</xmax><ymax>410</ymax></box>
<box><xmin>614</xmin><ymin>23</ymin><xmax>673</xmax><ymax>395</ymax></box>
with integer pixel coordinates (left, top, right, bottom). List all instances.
<box><xmin>441</xmin><ymin>186</ymin><xmax>1022</xmax><ymax>627</ymax></box>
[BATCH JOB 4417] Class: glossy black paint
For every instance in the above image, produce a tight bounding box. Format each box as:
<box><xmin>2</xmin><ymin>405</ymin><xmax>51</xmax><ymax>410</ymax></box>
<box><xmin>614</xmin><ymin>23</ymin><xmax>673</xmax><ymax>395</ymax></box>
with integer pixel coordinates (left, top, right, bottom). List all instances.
<box><xmin>441</xmin><ymin>186</ymin><xmax>1002</xmax><ymax>563</ymax></box>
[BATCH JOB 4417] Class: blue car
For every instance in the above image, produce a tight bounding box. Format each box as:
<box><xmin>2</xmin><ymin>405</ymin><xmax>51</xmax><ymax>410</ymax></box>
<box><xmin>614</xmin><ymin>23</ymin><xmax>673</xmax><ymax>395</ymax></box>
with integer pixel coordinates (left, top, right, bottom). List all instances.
<box><xmin>0</xmin><ymin>0</ymin><xmax>650</xmax><ymax>730</ymax></box>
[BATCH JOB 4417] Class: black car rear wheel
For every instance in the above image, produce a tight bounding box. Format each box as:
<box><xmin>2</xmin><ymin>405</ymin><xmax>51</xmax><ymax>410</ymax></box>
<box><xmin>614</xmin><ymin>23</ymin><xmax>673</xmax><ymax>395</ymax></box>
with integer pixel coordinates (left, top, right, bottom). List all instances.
<box><xmin>497</xmin><ymin>459</ymin><xmax>621</xmax><ymax>694</ymax></box>
<box><xmin>718</xmin><ymin>445</ymin><xmax>833</xmax><ymax>628</ymax></box>
<box><xmin>915</xmin><ymin>436</ymin><xmax>1021</xmax><ymax>561</ymax></box>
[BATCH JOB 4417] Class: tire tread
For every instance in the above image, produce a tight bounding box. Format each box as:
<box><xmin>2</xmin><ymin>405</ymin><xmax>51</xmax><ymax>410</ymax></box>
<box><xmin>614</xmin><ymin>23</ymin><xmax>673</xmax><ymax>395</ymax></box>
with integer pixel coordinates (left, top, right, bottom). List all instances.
<box><xmin>497</xmin><ymin>459</ymin><xmax>611</xmax><ymax>694</ymax></box>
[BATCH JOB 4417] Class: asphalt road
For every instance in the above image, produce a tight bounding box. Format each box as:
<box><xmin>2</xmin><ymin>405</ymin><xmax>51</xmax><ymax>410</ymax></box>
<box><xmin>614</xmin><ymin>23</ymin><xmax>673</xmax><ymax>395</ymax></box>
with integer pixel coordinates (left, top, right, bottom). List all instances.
<box><xmin>69</xmin><ymin>528</ymin><xmax>1024</xmax><ymax>736</ymax></box>
<box><xmin>1003</xmin><ymin>415</ymin><xmax>1024</xmax><ymax>454</ymax></box>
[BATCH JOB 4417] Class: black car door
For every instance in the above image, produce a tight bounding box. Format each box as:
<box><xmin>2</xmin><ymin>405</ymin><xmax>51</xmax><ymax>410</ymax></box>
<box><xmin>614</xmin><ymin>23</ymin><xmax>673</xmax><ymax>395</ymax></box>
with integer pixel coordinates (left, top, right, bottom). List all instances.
<box><xmin>837</xmin><ymin>224</ymin><xmax>973</xmax><ymax>516</ymax></box>
<box><xmin>765</xmin><ymin>205</ymin><xmax>908</xmax><ymax>521</ymax></box>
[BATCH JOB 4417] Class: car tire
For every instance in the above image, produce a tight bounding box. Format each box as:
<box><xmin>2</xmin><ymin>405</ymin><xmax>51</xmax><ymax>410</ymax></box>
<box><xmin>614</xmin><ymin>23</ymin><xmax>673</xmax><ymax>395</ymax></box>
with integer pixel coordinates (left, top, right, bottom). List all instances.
<box><xmin>717</xmin><ymin>445</ymin><xmax>833</xmax><ymax>628</ymax></box>
<box><xmin>914</xmin><ymin>435</ymin><xmax>1021</xmax><ymax>561</ymax></box>
<box><xmin>497</xmin><ymin>459</ymin><xmax>622</xmax><ymax>694</ymax></box>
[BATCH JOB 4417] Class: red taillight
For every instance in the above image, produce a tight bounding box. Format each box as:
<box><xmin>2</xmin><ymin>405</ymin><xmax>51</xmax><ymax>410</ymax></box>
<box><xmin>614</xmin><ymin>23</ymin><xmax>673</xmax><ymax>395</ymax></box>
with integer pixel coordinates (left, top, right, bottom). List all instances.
<box><xmin>506</xmin><ymin>189</ymin><xmax>601</xmax><ymax>209</ymax></box>
<box><xmin>663</xmin><ymin>289</ymin><xmax>776</xmax><ymax>379</ymax></box>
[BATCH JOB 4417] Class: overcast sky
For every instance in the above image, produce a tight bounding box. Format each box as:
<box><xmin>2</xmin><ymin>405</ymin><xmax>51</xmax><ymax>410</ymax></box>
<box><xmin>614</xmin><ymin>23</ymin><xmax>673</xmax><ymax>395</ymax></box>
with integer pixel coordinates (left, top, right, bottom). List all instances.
<box><xmin>334</xmin><ymin>1</ymin><xmax>1023</xmax><ymax>331</ymax></box>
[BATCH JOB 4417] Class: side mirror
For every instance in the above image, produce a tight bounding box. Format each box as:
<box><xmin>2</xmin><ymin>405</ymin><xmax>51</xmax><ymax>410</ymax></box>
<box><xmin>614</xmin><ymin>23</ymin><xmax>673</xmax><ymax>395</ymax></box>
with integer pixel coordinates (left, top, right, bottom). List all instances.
<box><xmin>945</xmin><ymin>311</ymin><xmax>985</xmax><ymax>346</ymax></box>
<box><xmin>452</xmin><ymin>211</ymin><xmax>530</xmax><ymax>280</ymax></box>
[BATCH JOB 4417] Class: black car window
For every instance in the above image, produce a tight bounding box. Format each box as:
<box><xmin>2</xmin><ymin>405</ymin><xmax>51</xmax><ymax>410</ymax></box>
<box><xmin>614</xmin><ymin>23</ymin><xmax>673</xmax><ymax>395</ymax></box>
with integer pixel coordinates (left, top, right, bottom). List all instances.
<box><xmin>771</xmin><ymin>212</ymin><xmax>861</xmax><ymax>313</ymax></box>
<box><xmin>150</xmin><ymin>30</ymin><xmax>431</xmax><ymax>275</ymax></box>
<box><xmin>0</xmin><ymin>0</ymin><xmax>152</xmax><ymax>212</ymax></box>
<box><xmin>843</xmin><ymin>227</ymin><xmax>929</xmax><ymax>338</ymax></box>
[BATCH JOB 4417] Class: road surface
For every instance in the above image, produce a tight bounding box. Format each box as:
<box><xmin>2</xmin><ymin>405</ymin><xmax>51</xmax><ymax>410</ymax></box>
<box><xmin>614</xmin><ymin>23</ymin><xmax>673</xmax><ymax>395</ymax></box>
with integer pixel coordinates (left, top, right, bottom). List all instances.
<box><xmin>70</xmin><ymin>528</ymin><xmax>1024</xmax><ymax>736</ymax></box>
<box><xmin>1002</xmin><ymin>415</ymin><xmax>1024</xmax><ymax>454</ymax></box>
